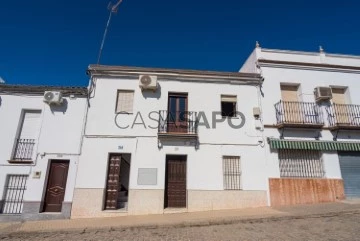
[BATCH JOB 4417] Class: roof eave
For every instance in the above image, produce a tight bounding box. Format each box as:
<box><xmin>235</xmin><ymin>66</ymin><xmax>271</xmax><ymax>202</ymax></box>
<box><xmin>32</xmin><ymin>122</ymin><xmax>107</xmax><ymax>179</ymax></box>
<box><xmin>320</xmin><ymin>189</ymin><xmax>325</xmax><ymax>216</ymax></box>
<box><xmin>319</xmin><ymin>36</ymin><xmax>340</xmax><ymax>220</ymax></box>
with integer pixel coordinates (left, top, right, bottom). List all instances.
<box><xmin>87</xmin><ymin>65</ymin><xmax>263</xmax><ymax>85</ymax></box>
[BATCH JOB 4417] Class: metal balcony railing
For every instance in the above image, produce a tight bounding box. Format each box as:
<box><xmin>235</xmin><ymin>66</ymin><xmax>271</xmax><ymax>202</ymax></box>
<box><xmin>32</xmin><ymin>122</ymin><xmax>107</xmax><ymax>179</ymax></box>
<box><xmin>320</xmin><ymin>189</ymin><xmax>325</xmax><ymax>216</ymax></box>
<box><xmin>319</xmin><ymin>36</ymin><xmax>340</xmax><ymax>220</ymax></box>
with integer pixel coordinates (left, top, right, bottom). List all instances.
<box><xmin>13</xmin><ymin>139</ymin><xmax>35</xmax><ymax>161</ymax></box>
<box><xmin>275</xmin><ymin>101</ymin><xmax>324</xmax><ymax>126</ymax></box>
<box><xmin>327</xmin><ymin>104</ymin><xmax>360</xmax><ymax>128</ymax></box>
<box><xmin>158</xmin><ymin>110</ymin><xmax>198</xmax><ymax>135</ymax></box>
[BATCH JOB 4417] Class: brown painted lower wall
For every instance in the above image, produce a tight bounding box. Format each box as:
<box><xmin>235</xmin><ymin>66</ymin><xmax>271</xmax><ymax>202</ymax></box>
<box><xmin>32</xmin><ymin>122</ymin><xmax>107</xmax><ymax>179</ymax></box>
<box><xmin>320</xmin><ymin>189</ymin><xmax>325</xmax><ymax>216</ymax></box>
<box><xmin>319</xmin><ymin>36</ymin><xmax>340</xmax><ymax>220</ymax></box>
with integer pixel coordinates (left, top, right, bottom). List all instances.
<box><xmin>269</xmin><ymin>178</ymin><xmax>345</xmax><ymax>206</ymax></box>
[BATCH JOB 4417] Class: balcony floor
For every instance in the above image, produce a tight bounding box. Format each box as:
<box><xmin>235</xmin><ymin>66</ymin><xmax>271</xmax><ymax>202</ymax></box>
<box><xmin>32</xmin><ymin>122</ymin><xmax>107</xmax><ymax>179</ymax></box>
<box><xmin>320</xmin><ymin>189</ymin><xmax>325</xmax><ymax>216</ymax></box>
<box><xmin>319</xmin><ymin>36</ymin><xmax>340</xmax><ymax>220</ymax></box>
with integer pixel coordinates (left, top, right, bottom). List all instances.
<box><xmin>158</xmin><ymin>132</ymin><xmax>198</xmax><ymax>139</ymax></box>
<box><xmin>329</xmin><ymin>124</ymin><xmax>360</xmax><ymax>131</ymax></box>
<box><xmin>276</xmin><ymin>122</ymin><xmax>324</xmax><ymax>129</ymax></box>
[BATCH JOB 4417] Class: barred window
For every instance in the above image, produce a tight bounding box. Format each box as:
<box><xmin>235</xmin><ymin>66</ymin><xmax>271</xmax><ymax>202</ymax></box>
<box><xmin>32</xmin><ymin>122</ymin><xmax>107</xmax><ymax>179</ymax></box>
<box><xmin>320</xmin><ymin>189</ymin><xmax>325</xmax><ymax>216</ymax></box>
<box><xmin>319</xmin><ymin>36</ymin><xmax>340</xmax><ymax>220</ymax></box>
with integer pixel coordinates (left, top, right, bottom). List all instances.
<box><xmin>223</xmin><ymin>156</ymin><xmax>241</xmax><ymax>190</ymax></box>
<box><xmin>116</xmin><ymin>90</ymin><xmax>134</xmax><ymax>113</ymax></box>
<box><xmin>1</xmin><ymin>175</ymin><xmax>28</xmax><ymax>214</ymax></box>
<box><xmin>279</xmin><ymin>149</ymin><xmax>325</xmax><ymax>178</ymax></box>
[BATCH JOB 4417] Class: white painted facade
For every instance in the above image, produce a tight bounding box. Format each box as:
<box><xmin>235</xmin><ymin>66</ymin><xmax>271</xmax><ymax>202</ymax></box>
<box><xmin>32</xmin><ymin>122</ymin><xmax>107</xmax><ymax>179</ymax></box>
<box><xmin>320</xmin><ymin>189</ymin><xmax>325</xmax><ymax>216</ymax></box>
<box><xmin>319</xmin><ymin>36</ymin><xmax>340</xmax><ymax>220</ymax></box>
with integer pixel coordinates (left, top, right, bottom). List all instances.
<box><xmin>0</xmin><ymin>86</ymin><xmax>87</xmax><ymax>220</ymax></box>
<box><xmin>2</xmin><ymin>46</ymin><xmax>359</xmax><ymax>220</ymax></box>
<box><xmin>240</xmin><ymin>45</ymin><xmax>360</xmax><ymax>204</ymax></box>
<box><xmin>72</xmin><ymin>67</ymin><xmax>268</xmax><ymax>218</ymax></box>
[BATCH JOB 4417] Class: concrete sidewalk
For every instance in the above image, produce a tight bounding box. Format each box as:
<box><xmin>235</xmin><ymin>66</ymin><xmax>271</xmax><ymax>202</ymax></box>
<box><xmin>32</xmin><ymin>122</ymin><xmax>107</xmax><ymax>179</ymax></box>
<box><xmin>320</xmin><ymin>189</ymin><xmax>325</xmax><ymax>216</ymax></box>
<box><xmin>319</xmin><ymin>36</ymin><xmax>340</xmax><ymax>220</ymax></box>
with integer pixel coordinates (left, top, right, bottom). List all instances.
<box><xmin>1</xmin><ymin>201</ymin><xmax>360</xmax><ymax>235</ymax></box>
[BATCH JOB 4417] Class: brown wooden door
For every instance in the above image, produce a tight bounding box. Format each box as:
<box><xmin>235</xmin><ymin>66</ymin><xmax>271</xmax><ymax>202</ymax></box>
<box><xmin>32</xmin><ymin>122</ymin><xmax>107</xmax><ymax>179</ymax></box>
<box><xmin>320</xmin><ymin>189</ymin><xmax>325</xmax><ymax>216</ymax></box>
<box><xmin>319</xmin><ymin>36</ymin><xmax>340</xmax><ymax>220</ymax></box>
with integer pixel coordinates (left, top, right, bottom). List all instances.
<box><xmin>43</xmin><ymin>160</ymin><xmax>69</xmax><ymax>212</ymax></box>
<box><xmin>104</xmin><ymin>155</ymin><xmax>121</xmax><ymax>210</ymax></box>
<box><xmin>167</xmin><ymin>94</ymin><xmax>188</xmax><ymax>133</ymax></box>
<box><xmin>165</xmin><ymin>156</ymin><xmax>187</xmax><ymax>208</ymax></box>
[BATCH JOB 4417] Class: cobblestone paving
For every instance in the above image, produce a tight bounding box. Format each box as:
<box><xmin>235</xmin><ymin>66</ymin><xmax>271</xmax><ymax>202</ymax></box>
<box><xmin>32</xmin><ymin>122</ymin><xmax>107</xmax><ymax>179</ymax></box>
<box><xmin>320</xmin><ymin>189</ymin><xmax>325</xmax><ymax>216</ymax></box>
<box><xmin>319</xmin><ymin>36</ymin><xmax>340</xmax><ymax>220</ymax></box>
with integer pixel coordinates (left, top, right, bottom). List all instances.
<box><xmin>1</xmin><ymin>212</ymin><xmax>359</xmax><ymax>241</ymax></box>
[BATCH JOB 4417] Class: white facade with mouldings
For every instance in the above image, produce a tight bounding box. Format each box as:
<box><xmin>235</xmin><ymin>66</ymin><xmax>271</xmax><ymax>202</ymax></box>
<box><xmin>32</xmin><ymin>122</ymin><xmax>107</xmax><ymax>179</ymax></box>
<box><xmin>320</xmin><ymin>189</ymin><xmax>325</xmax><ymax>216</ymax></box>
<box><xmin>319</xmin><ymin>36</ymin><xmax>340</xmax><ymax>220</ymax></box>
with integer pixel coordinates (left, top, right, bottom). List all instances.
<box><xmin>240</xmin><ymin>45</ymin><xmax>360</xmax><ymax>205</ymax></box>
<box><xmin>72</xmin><ymin>66</ymin><xmax>268</xmax><ymax>218</ymax></box>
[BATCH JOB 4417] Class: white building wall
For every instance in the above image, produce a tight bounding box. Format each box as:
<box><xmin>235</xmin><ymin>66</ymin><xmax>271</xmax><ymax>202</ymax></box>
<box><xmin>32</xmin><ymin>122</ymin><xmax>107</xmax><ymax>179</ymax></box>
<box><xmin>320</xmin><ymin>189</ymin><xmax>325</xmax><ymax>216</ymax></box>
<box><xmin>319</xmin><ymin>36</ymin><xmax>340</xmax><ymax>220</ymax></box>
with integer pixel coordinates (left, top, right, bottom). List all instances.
<box><xmin>260</xmin><ymin>65</ymin><xmax>360</xmax><ymax>177</ymax></box>
<box><xmin>73</xmin><ymin>75</ymin><xmax>268</xmax><ymax>217</ymax></box>
<box><xmin>0</xmin><ymin>93</ymin><xmax>87</xmax><ymax>220</ymax></box>
<box><xmin>238</xmin><ymin>48</ymin><xmax>360</xmax><ymax>202</ymax></box>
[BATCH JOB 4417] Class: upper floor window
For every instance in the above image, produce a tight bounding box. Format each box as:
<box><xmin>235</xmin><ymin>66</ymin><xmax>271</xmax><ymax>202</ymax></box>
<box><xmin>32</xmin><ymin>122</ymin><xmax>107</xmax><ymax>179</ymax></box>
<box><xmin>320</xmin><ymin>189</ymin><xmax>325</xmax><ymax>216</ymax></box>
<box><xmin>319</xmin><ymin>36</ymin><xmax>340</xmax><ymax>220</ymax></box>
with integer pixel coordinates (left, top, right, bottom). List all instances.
<box><xmin>12</xmin><ymin>110</ymin><xmax>41</xmax><ymax>162</ymax></box>
<box><xmin>331</xmin><ymin>87</ymin><xmax>348</xmax><ymax>104</ymax></box>
<box><xmin>280</xmin><ymin>84</ymin><xmax>300</xmax><ymax>102</ymax></box>
<box><xmin>221</xmin><ymin>95</ymin><xmax>237</xmax><ymax>117</ymax></box>
<box><xmin>116</xmin><ymin>90</ymin><xmax>134</xmax><ymax>114</ymax></box>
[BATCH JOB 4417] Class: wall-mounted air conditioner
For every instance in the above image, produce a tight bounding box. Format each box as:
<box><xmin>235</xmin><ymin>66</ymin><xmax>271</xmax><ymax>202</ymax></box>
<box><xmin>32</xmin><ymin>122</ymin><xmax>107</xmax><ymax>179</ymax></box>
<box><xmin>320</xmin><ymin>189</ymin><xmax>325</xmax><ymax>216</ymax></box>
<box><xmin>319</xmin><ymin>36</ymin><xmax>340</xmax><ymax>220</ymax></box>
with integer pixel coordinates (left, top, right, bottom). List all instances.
<box><xmin>43</xmin><ymin>91</ymin><xmax>63</xmax><ymax>105</ymax></box>
<box><xmin>139</xmin><ymin>75</ymin><xmax>158</xmax><ymax>91</ymax></box>
<box><xmin>314</xmin><ymin>87</ymin><xmax>332</xmax><ymax>102</ymax></box>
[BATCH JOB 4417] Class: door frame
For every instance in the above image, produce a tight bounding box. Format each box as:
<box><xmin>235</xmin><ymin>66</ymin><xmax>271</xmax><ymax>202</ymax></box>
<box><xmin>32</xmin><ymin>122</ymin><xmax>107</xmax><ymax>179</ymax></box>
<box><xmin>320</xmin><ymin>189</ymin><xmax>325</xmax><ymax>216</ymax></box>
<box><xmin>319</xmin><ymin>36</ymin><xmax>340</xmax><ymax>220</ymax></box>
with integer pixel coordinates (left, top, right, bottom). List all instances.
<box><xmin>164</xmin><ymin>154</ymin><xmax>188</xmax><ymax>209</ymax></box>
<box><xmin>42</xmin><ymin>159</ymin><xmax>70</xmax><ymax>213</ymax></box>
<box><xmin>103</xmin><ymin>152</ymin><xmax>132</xmax><ymax>211</ymax></box>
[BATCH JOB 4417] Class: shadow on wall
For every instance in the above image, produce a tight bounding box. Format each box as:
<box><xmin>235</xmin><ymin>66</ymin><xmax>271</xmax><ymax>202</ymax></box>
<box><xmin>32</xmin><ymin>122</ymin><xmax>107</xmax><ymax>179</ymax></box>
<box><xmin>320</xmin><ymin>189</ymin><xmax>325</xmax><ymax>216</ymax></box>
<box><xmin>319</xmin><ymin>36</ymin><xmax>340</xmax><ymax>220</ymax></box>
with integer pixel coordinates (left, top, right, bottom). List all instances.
<box><xmin>50</xmin><ymin>98</ymin><xmax>68</xmax><ymax>114</ymax></box>
<box><xmin>278</xmin><ymin>129</ymin><xmax>322</xmax><ymax>140</ymax></box>
<box><xmin>335</xmin><ymin>131</ymin><xmax>360</xmax><ymax>140</ymax></box>
<box><xmin>159</xmin><ymin>139</ymin><xmax>198</xmax><ymax>150</ymax></box>
<box><xmin>0</xmin><ymin>96</ymin><xmax>2</xmax><ymax>106</ymax></box>
<box><xmin>141</xmin><ymin>84</ymin><xmax>161</xmax><ymax>99</ymax></box>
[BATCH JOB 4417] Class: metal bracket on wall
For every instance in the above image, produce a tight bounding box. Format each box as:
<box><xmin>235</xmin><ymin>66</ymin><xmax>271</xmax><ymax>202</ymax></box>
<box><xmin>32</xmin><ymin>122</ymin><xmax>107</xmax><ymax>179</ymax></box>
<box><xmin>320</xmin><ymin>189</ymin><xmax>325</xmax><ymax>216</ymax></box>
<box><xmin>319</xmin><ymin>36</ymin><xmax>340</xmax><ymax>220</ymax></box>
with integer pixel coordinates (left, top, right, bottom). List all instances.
<box><xmin>333</xmin><ymin>129</ymin><xmax>340</xmax><ymax>141</ymax></box>
<box><xmin>157</xmin><ymin>139</ymin><xmax>162</xmax><ymax>149</ymax></box>
<box><xmin>279</xmin><ymin>128</ymin><xmax>285</xmax><ymax>139</ymax></box>
<box><xmin>195</xmin><ymin>138</ymin><xmax>200</xmax><ymax>150</ymax></box>
<box><xmin>315</xmin><ymin>130</ymin><xmax>321</xmax><ymax>140</ymax></box>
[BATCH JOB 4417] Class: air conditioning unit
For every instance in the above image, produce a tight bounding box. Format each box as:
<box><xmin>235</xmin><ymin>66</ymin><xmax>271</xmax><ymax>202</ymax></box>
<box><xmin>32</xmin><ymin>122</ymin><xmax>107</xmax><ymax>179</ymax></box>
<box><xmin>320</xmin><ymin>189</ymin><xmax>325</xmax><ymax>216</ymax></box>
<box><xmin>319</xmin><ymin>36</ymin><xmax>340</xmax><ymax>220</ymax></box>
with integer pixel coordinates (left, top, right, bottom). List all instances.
<box><xmin>43</xmin><ymin>91</ymin><xmax>63</xmax><ymax>105</ymax></box>
<box><xmin>314</xmin><ymin>87</ymin><xmax>332</xmax><ymax>102</ymax></box>
<box><xmin>139</xmin><ymin>75</ymin><xmax>157</xmax><ymax>91</ymax></box>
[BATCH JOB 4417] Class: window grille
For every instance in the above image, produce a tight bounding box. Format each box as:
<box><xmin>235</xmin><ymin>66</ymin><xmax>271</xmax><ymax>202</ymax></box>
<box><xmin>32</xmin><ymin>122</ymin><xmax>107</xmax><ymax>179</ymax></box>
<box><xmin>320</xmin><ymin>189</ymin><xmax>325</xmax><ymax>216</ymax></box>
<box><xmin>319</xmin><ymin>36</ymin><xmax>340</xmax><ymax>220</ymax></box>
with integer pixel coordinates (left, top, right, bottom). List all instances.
<box><xmin>116</xmin><ymin>90</ymin><xmax>134</xmax><ymax>113</ymax></box>
<box><xmin>13</xmin><ymin>139</ymin><xmax>35</xmax><ymax>160</ymax></box>
<box><xmin>223</xmin><ymin>156</ymin><xmax>241</xmax><ymax>190</ymax></box>
<box><xmin>279</xmin><ymin>149</ymin><xmax>325</xmax><ymax>178</ymax></box>
<box><xmin>1</xmin><ymin>175</ymin><xmax>28</xmax><ymax>214</ymax></box>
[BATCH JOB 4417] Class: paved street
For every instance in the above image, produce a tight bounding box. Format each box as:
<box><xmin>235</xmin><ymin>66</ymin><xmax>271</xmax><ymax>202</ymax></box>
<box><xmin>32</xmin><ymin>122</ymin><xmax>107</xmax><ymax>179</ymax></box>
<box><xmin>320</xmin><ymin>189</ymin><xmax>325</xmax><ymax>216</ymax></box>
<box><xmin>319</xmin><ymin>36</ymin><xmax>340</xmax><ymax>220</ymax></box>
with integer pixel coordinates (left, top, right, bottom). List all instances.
<box><xmin>1</xmin><ymin>210</ymin><xmax>360</xmax><ymax>240</ymax></box>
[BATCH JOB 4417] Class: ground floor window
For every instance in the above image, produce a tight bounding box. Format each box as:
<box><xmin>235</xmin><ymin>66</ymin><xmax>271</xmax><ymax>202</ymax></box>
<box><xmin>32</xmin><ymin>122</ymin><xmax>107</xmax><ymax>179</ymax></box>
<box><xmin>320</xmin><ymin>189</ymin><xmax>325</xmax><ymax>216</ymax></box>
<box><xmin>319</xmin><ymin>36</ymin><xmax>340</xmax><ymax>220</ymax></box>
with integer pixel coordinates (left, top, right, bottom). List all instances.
<box><xmin>223</xmin><ymin>156</ymin><xmax>241</xmax><ymax>190</ymax></box>
<box><xmin>279</xmin><ymin>149</ymin><xmax>324</xmax><ymax>178</ymax></box>
<box><xmin>1</xmin><ymin>175</ymin><xmax>28</xmax><ymax>214</ymax></box>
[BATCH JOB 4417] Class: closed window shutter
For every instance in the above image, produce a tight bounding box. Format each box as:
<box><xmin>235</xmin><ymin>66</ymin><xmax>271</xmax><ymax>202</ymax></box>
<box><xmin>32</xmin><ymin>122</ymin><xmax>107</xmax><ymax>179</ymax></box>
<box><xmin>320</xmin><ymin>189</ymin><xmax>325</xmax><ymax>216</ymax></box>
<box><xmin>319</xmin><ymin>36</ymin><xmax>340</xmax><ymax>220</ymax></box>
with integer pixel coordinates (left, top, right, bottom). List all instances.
<box><xmin>117</xmin><ymin>90</ymin><xmax>134</xmax><ymax>113</ymax></box>
<box><xmin>20</xmin><ymin>111</ymin><xmax>41</xmax><ymax>139</ymax></box>
<box><xmin>221</xmin><ymin>95</ymin><xmax>237</xmax><ymax>102</ymax></box>
<box><xmin>280</xmin><ymin>85</ymin><xmax>299</xmax><ymax>102</ymax></box>
<box><xmin>331</xmin><ymin>88</ymin><xmax>346</xmax><ymax>104</ymax></box>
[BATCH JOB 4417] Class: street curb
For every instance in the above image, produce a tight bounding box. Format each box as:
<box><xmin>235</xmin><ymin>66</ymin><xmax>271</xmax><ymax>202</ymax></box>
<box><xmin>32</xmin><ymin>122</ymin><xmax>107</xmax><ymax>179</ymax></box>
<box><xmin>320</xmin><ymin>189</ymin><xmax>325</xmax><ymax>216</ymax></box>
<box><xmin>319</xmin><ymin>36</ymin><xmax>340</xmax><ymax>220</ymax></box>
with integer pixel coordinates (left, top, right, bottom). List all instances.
<box><xmin>1</xmin><ymin>208</ymin><xmax>359</xmax><ymax>237</ymax></box>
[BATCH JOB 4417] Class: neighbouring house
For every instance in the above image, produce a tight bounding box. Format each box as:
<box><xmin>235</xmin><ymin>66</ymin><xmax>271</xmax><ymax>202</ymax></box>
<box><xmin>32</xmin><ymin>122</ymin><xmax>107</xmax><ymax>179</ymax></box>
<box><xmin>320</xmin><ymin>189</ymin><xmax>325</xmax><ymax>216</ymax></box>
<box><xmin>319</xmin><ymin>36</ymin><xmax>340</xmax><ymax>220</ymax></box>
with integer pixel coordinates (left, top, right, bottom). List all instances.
<box><xmin>71</xmin><ymin>65</ymin><xmax>268</xmax><ymax>218</ymax></box>
<box><xmin>0</xmin><ymin>84</ymin><xmax>88</xmax><ymax>221</ymax></box>
<box><xmin>240</xmin><ymin>44</ymin><xmax>360</xmax><ymax>206</ymax></box>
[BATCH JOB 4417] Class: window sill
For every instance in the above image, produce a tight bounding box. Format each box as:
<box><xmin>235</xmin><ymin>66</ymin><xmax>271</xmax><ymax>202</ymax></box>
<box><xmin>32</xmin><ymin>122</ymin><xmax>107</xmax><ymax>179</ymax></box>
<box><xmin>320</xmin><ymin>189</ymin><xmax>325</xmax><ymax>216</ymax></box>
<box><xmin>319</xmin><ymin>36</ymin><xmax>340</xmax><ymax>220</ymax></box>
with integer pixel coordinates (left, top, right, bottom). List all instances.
<box><xmin>221</xmin><ymin>116</ymin><xmax>240</xmax><ymax>120</ymax></box>
<box><xmin>115</xmin><ymin>112</ymin><xmax>133</xmax><ymax>115</ymax></box>
<box><xmin>103</xmin><ymin>209</ymin><xmax>128</xmax><ymax>213</ymax></box>
<box><xmin>8</xmin><ymin>160</ymin><xmax>34</xmax><ymax>164</ymax></box>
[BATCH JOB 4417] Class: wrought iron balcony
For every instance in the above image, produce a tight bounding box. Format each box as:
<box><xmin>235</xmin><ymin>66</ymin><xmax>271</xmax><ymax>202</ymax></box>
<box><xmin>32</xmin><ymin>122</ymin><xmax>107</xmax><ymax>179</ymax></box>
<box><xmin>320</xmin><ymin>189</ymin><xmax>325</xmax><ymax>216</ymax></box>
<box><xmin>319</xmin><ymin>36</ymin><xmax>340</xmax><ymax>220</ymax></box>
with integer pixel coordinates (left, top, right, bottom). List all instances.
<box><xmin>275</xmin><ymin>101</ymin><xmax>324</xmax><ymax>128</ymax></box>
<box><xmin>10</xmin><ymin>139</ymin><xmax>35</xmax><ymax>163</ymax></box>
<box><xmin>158</xmin><ymin>110</ymin><xmax>198</xmax><ymax>137</ymax></box>
<box><xmin>327</xmin><ymin>104</ymin><xmax>360</xmax><ymax>130</ymax></box>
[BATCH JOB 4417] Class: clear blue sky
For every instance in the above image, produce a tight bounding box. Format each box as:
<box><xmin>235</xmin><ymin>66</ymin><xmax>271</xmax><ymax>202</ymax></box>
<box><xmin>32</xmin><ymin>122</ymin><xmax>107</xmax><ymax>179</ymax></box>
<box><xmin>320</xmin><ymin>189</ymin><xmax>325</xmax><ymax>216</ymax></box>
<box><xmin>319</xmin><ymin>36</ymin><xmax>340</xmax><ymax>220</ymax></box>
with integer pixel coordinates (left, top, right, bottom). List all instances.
<box><xmin>1</xmin><ymin>0</ymin><xmax>359</xmax><ymax>86</ymax></box>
